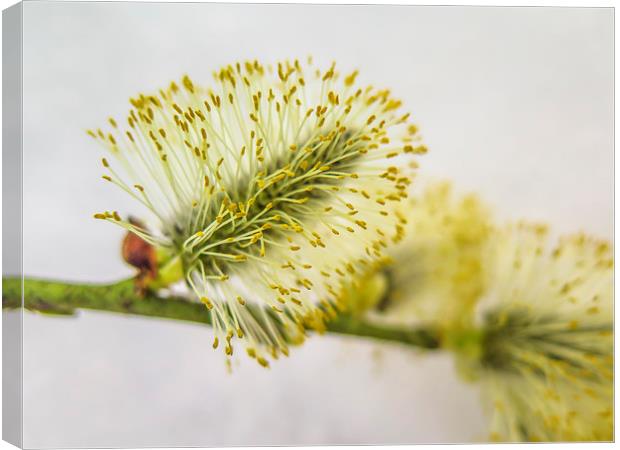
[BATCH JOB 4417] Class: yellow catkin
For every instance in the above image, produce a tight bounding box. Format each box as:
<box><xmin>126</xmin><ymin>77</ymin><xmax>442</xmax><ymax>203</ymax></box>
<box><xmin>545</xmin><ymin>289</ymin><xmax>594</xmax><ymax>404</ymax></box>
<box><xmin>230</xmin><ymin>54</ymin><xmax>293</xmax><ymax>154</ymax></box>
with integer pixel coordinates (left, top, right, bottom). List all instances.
<box><xmin>90</xmin><ymin>58</ymin><xmax>426</xmax><ymax>367</ymax></box>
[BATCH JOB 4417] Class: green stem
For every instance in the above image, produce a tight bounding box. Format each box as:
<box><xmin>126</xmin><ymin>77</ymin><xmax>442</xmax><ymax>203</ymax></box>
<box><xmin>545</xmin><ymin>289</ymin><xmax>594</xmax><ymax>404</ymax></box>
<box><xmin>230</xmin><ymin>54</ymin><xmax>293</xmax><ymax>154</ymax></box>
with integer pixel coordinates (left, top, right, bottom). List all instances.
<box><xmin>1</xmin><ymin>276</ymin><xmax>440</xmax><ymax>350</ymax></box>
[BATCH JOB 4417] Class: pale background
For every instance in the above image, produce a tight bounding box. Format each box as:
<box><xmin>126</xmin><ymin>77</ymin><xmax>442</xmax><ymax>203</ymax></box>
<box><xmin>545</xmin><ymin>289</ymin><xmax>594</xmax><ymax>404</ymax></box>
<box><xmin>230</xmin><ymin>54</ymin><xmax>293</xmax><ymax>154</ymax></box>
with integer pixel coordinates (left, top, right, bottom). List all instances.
<box><xmin>18</xmin><ymin>3</ymin><xmax>613</xmax><ymax>448</ymax></box>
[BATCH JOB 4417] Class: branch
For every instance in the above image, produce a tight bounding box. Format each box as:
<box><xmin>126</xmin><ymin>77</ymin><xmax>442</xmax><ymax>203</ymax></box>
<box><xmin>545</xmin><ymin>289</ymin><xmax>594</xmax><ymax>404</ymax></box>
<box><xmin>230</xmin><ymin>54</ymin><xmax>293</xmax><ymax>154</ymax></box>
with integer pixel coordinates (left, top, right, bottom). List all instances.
<box><xmin>1</xmin><ymin>276</ymin><xmax>440</xmax><ymax>350</ymax></box>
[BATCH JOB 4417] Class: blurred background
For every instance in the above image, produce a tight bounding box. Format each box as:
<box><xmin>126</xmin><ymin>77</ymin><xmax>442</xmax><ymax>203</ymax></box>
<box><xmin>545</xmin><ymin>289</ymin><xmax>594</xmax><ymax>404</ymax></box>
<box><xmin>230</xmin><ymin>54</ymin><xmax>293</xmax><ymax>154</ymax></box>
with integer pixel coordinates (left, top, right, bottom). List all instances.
<box><xmin>18</xmin><ymin>3</ymin><xmax>612</xmax><ymax>447</ymax></box>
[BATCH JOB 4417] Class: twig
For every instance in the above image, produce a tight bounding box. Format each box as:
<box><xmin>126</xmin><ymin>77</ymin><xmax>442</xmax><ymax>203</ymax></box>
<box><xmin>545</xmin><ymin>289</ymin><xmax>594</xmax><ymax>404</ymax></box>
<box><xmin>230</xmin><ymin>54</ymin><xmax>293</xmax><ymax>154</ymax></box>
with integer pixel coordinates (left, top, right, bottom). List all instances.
<box><xmin>2</xmin><ymin>276</ymin><xmax>440</xmax><ymax>350</ymax></box>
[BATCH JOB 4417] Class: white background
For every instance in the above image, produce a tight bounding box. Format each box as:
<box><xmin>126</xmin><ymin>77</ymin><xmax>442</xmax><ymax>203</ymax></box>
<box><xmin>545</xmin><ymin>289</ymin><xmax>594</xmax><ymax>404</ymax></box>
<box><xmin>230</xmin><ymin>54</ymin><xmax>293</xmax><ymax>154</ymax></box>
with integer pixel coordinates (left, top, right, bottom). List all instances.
<box><xmin>6</xmin><ymin>1</ymin><xmax>615</xmax><ymax>448</ymax></box>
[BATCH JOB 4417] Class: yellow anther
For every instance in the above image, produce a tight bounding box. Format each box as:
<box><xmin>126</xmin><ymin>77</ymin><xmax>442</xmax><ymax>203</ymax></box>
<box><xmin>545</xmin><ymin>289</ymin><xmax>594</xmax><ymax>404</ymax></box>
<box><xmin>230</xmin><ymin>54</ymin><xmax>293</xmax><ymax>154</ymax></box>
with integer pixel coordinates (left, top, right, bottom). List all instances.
<box><xmin>257</xmin><ymin>357</ymin><xmax>269</xmax><ymax>368</ymax></box>
<box><xmin>200</xmin><ymin>297</ymin><xmax>214</xmax><ymax>310</ymax></box>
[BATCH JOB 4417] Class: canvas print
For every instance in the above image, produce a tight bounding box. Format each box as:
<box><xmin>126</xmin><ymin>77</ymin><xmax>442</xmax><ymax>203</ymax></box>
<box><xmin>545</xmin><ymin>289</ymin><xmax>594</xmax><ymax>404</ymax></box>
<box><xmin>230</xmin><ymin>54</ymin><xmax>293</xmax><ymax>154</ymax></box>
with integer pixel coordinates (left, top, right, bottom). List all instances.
<box><xmin>2</xmin><ymin>2</ymin><xmax>614</xmax><ymax>447</ymax></box>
